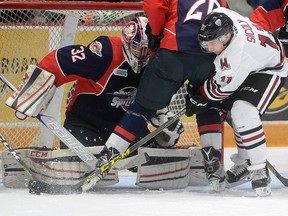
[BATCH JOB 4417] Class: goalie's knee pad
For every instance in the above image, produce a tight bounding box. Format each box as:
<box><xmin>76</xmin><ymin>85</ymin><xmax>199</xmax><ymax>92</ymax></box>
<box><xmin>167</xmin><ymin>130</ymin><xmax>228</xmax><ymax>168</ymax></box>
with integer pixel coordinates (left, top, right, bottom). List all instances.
<box><xmin>6</xmin><ymin>65</ymin><xmax>56</xmax><ymax>119</ymax></box>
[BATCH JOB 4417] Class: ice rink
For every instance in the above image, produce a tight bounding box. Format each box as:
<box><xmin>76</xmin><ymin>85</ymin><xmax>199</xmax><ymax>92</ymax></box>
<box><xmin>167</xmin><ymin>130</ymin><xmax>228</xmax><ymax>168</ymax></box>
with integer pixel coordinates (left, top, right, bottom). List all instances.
<box><xmin>0</xmin><ymin>147</ymin><xmax>288</xmax><ymax>216</ymax></box>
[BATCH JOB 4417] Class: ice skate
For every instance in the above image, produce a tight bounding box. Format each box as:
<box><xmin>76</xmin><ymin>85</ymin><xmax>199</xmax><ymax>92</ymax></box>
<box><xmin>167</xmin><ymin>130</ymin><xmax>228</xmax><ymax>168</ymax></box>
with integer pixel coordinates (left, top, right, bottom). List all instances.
<box><xmin>248</xmin><ymin>163</ymin><xmax>271</xmax><ymax>197</ymax></box>
<box><xmin>225</xmin><ymin>154</ymin><xmax>251</xmax><ymax>188</ymax></box>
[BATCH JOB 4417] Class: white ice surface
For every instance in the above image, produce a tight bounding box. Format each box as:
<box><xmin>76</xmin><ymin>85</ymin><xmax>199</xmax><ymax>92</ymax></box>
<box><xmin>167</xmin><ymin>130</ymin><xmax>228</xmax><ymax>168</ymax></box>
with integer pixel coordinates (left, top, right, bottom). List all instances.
<box><xmin>0</xmin><ymin>147</ymin><xmax>288</xmax><ymax>216</ymax></box>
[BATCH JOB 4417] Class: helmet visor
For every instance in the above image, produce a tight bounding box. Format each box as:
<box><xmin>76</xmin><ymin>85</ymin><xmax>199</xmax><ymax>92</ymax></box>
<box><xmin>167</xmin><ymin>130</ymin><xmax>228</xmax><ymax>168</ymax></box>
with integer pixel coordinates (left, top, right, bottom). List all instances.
<box><xmin>199</xmin><ymin>34</ymin><xmax>227</xmax><ymax>53</ymax></box>
<box><xmin>129</xmin><ymin>40</ymin><xmax>149</xmax><ymax>61</ymax></box>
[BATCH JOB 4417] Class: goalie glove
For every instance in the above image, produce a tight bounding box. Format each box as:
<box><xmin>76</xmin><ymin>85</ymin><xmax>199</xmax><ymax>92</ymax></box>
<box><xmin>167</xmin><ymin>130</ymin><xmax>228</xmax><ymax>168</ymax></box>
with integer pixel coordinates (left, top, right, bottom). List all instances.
<box><xmin>151</xmin><ymin>108</ymin><xmax>184</xmax><ymax>148</ymax></box>
<box><xmin>6</xmin><ymin>65</ymin><xmax>56</xmax><ymax>119</ymax></box>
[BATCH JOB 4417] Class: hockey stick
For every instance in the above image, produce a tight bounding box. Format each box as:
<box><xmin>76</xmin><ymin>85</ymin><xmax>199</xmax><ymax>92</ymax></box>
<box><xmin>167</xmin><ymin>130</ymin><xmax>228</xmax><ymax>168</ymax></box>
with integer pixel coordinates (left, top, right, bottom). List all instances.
<box><xmin>0</xmin><ymin>73</ymin><xmax>98</xmax><ymax>169</ymax></box>
<box><xmin>0</xmin><ymin>133</ymin><xmax>36</xmax><ymax>182</ymax></box>
<box><xmin>266</xmin><ymin>160</ymin><xmax>288</xmax><ymax>187</ymax></box>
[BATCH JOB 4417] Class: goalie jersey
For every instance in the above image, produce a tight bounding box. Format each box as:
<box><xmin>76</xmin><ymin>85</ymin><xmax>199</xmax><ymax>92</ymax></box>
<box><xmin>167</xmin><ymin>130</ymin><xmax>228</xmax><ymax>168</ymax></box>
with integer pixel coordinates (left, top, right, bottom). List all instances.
<box><xmin>38</xmin><ymin>36</ymin><xmax>143</xmax><ymax>130</ymax></box>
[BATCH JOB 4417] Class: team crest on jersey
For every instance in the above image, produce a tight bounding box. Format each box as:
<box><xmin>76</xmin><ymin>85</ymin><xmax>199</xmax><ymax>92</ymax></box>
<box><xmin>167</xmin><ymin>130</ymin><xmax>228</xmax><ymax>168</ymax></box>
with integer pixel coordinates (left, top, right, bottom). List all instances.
<box><xmin>89</xmin><ymin>41</ymin><xmax>102</xmax><ymax>57</ymax></box>
<box><xmin>220</xmin><ymin>58</ymin><xmax>231</xmax><ymax>70</ymax></box>
<box><xmin>110</xmin><ymin>87</ymin><xmax>137</xmax><ymax>111</ymax></box>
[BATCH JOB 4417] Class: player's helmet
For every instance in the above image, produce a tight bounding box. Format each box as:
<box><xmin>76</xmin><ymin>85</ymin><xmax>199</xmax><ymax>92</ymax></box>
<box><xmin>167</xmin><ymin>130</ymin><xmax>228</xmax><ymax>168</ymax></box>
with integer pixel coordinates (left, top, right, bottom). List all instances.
<box><xmin>122</xmin><ymin>16</ymin><xmax>150</xmax><ymax>74</ymax></box>
<box><xmin>198</xmin><ymin>12</ymin><xmax>234</xmax><ymax>51</ymax></box>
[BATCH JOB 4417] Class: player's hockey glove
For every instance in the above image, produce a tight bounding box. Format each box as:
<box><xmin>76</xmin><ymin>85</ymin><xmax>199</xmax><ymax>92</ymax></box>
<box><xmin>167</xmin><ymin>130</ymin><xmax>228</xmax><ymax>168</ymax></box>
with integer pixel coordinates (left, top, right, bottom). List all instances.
<box><xmin>185</xmin><ymin>84</ymin><xmax>208</xmax><ymax>117</ymax></box>
<box><xmin>151</xmin><ymin>108</ymin><xmax>184</xmax><ymax>148</ymax></box>
<box><xmin>96</xmin><ymin>146</ymin><xmax>120</xmax><ymax>179</ymax></box>
<box><xmin>145</xmin><ymin>23</ymin><xmax>164</xmax><ymax>52</ymax></box>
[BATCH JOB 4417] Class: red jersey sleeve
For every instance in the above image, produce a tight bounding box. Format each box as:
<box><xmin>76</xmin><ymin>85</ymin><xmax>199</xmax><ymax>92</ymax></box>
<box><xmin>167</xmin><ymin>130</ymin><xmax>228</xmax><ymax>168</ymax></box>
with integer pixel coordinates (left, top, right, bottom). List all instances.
<box><xmin>250</xmin><ymin>6</ymin><xmax>286</xmax><ymax>32</ymax></box>
<box><xmin>143</xmin><ymin>0</ymin><xmax>169</xmax><ymax>35</ymax></box>
<box><xmin>37</xmin><ymin>50</ymin><xmax>67</xmax><ymax>87</ymax></box>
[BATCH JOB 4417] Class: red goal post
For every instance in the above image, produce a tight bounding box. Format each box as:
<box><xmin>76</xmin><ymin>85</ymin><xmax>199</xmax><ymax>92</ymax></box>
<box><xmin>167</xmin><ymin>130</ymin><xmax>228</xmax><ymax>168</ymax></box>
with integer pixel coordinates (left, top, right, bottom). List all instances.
<box><xmin>0</xmin><ymin>1</ymin><xmax>200</xmax><ymax>152</ymax></box>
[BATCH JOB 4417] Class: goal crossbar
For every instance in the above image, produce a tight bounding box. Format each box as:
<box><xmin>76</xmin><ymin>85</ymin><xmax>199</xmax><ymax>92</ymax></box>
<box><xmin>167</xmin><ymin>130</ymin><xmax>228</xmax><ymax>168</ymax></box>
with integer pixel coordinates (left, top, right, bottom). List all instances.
<box><xmin>0</xmin><ymin>1</ymin><xmax>143</xmax><ymax>10</ymax></box>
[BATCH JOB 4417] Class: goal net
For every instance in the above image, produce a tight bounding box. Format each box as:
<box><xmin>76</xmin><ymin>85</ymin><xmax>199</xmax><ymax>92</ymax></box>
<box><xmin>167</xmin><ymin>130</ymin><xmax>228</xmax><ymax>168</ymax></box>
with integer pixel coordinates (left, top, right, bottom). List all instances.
<box><xmin>0</xmin><ymin>2</ymin><xmax>200</xmax><ymax>152</ymax></box>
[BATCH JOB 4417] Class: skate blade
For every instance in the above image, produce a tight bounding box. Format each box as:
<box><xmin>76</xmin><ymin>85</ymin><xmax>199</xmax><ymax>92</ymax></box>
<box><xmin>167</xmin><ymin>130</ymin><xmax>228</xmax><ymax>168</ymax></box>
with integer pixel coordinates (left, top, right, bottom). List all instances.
<box><xmin>225</xmin><ymin>176</ymin><xmax>251</xmax><ymax>189</ymax></box>
<box><xmin>255</xmin><ymin>186</ymin><xmax>271</xmax><ymax>197</ymax></box>
<box><xmin>211</xmin><ymin>180</ymin><xmax>226</xmax><ymax>192</ymax></box>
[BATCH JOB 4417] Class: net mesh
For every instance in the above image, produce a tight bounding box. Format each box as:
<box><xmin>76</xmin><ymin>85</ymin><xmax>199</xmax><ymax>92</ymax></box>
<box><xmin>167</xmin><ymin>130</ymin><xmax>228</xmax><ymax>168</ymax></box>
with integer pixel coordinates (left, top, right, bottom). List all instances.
<box><xmin>0</xmin><ymin>3</ymin><xmax>199</xmax><ymax>152</ymax></box>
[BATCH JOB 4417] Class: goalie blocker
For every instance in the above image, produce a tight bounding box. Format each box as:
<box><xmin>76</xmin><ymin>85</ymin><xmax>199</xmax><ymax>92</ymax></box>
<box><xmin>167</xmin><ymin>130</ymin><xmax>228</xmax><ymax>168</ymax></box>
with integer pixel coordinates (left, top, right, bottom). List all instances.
<box><xmin>1</xmin><ymin>146</ymin><xmax>208</xmax><ymax>193</ymax></box>
<box><xmin>6</xmin><ymin>65</ymin><xmax>56</xmax><ymax>119</ymax></box>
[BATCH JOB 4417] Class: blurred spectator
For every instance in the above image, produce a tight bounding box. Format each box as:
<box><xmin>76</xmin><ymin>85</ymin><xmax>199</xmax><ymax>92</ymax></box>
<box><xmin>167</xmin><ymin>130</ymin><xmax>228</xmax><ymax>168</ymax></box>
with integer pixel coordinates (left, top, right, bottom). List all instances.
<box><xmin>227</xmin><ymin>0</ymin><xmax>254</xmax><ymax>16</ymax></box>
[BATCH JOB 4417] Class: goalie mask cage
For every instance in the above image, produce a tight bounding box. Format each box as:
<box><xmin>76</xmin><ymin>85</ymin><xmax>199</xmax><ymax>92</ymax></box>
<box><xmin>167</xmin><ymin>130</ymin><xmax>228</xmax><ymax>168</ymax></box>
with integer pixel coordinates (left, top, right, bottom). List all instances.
<box><xmin>0</xmin><ymin>1</ymin><xmax>200</xmax><ymax>152</ymax></box>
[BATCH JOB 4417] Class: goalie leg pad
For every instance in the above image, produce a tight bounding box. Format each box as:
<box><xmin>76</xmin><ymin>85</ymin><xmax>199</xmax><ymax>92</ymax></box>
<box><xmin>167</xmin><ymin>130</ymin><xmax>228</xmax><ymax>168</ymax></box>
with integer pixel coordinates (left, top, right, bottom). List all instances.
<box><xmin>136</xmin><ymin>147</ymin><xmax>209</xmax><ymax>189</ymax></box>
<box><xmin>28</xmin><ymin>147</ymin><xmax>119</xmax><ymax>189</ymax></box>
<box><xmin>188</xmin><ymin>147</ymin><xmax>210</xmax><ymax>186</ymax></box>
<box><xmin>136</xmin><ymin>147</ymin><xmax>191</xmax><ymax>189</ymax></box>
<box><xmin>1</xmin><ymin>148</ymin><xmax>31</xmax><ymax>188</ymax></box>
<box><xmin>1</xmin><ymin>146</ymin><xmax>119</xmax><ymax>190</ymax></box>
<box><xmin>6</xmin><ymin>65</ymin><xmax>56</xmax><ymax>118</ymax></box>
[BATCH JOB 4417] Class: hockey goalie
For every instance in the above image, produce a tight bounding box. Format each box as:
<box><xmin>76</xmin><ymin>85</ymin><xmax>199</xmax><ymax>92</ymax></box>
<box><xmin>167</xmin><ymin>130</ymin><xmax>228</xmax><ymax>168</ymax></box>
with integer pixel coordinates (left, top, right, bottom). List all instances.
<box><xmin>2</xmin><ymin>68</ymin><xmax>207</xmax><ymax>192</ymax></box>
<box><xmin>2</xmin><ymin>64</ymin><xmax>208</xmax><ymax>193</ymax></box>
<box><xmin>2</xmin><ymin>16</ymin><xmax>208</xmax><ymax>194</ymax></box>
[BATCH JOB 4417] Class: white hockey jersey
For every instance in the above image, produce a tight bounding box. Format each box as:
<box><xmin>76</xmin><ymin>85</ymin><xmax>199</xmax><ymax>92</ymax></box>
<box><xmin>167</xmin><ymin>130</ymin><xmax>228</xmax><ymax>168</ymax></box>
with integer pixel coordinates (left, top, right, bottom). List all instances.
<box><xmin>201</xmin><ymin>7</ymin><xmax>288</xmax><ymax>101</ymax></box>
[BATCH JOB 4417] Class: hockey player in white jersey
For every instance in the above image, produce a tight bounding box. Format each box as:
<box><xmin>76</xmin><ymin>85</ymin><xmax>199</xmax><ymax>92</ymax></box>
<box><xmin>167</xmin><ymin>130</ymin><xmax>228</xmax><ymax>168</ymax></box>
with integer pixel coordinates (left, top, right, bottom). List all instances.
<box><xmin>226</xmin><ymin>0</ymin><xmax>288</xmax><ymax>189</ymax></box>
<box><xmin>185</xmin><ymin>7</ymin><xmax>288</xmax><ymax>196</ymax></box>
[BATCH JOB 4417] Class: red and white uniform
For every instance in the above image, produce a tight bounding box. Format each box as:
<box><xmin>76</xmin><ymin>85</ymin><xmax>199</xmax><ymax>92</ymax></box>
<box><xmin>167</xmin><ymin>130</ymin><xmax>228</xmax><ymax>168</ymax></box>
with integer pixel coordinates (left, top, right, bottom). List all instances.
<box><xmin>200</xmin><ymin>7</ymin><xmax>288</xmax><ymax>103</ymax></box>
<box><xmin>197</xmin><ymin>8</ymin><xmax>288</xmax><ymax>165</ymax></box>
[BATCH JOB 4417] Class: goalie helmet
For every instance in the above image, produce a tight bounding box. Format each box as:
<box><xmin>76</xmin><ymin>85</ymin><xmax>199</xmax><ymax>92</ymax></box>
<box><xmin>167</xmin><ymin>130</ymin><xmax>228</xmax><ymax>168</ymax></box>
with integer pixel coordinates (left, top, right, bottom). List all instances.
<box><xmin>198</xmin><ymin>12</ymin><xmax>234</xmax><ymax>52</ymax></box>
<box><xmin>122</xmin><ymin>16</ymin><xmax>150</xmax><ymax>74</ymax></box>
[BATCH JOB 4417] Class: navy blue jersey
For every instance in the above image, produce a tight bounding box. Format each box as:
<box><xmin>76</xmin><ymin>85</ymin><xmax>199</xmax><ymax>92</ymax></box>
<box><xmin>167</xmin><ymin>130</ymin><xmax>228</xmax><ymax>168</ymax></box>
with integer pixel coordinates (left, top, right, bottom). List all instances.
<box><xmin>38</xmin><ymin>36</ymin><xmax>143</xmax><ymax>128</ymax></box>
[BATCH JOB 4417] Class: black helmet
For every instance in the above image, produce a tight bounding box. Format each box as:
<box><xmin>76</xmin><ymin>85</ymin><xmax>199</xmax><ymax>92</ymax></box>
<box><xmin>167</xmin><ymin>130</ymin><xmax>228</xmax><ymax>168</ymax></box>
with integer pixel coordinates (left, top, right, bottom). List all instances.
<box><xmin>198</xmin><ymin>12</ymin><xmax>234</xmax><ymax>42</ymax></box>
